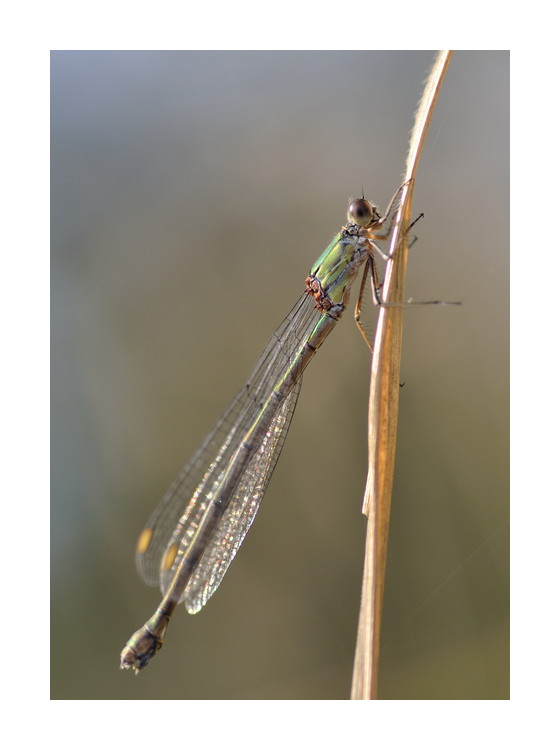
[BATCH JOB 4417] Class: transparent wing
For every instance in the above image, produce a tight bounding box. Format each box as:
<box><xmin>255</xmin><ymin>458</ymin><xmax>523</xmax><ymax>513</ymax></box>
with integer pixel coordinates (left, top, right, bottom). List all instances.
<box><xmin>180</xmin><ymin>382</ymin><xmax>301</xmax><ymax>613</ymax></box>
<box><xmin>136</xmin><ymin>293</ymin><xmax>322</xmax><ymax>610</ymax></box>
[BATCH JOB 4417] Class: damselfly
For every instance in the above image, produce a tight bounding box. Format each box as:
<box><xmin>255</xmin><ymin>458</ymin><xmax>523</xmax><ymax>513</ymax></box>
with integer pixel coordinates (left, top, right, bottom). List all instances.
<box><xmin>121</xmin><ymin>186</ymin><xmax>407</xmax><ymax>673</ymax></box>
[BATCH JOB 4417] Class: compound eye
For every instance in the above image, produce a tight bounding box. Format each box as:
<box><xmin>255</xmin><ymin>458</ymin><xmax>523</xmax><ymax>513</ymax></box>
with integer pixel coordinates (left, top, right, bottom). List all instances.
<box><xmin>347</xmin><ymin>198</ymin><xmax>375</xmax><ymax>227</ymax></box>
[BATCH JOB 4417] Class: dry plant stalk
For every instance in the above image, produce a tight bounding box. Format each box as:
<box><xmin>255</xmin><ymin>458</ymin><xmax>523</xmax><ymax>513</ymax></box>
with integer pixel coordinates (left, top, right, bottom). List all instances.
<box><xmin>350</xmin><ymin>50</ymin><xmax>453</xmax><ymax>700</ymax></box>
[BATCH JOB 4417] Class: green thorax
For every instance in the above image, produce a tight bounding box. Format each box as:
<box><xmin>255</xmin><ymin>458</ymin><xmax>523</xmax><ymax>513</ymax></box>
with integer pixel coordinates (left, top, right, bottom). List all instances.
<box><xmin>307</xmin><ymin>228</ymin><xmax>369</xmax><ymax>315</ymax></box>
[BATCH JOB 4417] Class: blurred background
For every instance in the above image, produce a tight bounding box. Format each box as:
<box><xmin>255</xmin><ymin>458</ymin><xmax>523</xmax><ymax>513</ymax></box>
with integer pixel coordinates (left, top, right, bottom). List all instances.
<box><xmin>51</xmin><ymin>50</ymin><xmax>508</xmax><ymax>700</ymax></box>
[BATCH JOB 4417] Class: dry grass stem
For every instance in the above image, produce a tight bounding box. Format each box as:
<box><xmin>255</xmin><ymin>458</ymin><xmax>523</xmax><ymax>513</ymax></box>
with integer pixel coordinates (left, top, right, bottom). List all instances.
<box><xmin>350</xmin><ymin>50</ymin><xmax>453</xmax><ymax>700</ymax></box>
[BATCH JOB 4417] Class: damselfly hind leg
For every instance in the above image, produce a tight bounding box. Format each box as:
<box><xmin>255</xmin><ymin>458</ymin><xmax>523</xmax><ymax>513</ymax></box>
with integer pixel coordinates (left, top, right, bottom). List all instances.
<box><xmin>354</xmin><ymin>257</ymin><xmax>382</xmax><ymax>352</ymax></box>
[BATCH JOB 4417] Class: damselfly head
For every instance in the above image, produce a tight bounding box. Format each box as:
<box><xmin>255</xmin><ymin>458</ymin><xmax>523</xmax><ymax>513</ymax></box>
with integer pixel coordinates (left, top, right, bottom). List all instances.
<box><xmin>347</xmin><ymin>198</ymin><xmax>379</xmax><ymax>228</ymax></box>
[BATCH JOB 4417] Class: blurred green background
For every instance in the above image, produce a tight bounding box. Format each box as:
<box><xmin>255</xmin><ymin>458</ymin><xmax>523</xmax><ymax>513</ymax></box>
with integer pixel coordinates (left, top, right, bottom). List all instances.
<box><xmin>51</xmin><ymin>51</ymin><xmax>508</xmax><ymax>700</ymax></box>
